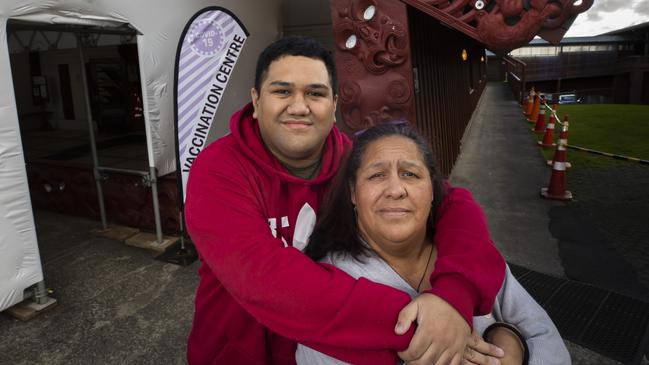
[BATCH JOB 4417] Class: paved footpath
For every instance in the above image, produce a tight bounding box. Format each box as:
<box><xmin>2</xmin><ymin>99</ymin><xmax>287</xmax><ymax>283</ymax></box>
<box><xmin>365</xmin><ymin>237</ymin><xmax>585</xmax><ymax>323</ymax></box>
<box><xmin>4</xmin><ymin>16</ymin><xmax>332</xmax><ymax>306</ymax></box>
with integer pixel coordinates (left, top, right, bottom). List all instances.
<box><xmin>450</xmin><ymin>82</ymin><xmax>648</xmax><ymax>365</ymax></box>
<box><xmin>450</xmin><ymin>82</ymin><xmax>566</xmax><ymax>277</ymax></box>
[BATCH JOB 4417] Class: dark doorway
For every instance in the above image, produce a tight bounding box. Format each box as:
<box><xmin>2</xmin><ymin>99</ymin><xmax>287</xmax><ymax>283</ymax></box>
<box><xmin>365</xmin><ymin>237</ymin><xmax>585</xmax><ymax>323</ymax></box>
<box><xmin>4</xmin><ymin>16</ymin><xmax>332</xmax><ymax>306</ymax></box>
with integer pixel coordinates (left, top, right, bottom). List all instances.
<box><xmin>58</xmin><ymin>64</ymin><xmax>75</xmax><ymax>120</ymax></box>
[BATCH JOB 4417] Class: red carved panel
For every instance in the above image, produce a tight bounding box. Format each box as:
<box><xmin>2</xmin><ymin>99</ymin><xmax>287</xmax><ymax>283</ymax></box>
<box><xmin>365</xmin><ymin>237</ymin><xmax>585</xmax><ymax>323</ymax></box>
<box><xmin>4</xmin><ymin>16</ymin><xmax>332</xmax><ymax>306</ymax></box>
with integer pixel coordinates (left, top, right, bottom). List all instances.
<box><xmin>401</xmin><ymin>0</ymin><xmax>594</xmax><ymax>52</ymax></box>
<box><xmin>330</xmin><ymin>0</ymin><xmax>416</xmax><ymax>131</ymax></box>
<box><xmin>329</xmin><ymin>0</ymin><xmax>592</xmax><ymax>131</ymax></box>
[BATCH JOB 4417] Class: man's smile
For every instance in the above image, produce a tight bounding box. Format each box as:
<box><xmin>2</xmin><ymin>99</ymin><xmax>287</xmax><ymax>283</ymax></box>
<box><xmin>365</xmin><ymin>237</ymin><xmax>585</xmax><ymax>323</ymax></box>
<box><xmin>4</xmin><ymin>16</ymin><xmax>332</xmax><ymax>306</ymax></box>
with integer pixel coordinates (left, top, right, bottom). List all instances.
<box><xmin>282</xmin><ymin>119</ymin><xmax>313</xmax><ymax>130</ymax></box>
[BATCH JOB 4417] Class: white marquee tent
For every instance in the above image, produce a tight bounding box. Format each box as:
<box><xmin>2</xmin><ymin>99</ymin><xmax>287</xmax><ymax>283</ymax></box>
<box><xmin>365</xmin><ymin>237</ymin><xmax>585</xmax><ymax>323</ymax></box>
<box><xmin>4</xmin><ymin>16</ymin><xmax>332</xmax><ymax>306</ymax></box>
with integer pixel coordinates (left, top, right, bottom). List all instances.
<box><xmin>0</xmin><ymin>0</ymin><xmax>281</xmax><ymax>312</ymax></box>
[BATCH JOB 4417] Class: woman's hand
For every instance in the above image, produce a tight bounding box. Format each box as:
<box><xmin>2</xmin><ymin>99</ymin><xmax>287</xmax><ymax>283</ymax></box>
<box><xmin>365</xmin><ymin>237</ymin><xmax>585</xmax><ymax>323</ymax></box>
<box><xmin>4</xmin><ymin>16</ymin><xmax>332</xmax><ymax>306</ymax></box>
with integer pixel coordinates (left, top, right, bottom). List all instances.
<box><xmin>463</xmin><ymin>331</ymin><xmax>504</xmax><ymax>365</ymax></box>
<box><xmin>395</xmin><ymin>293</ymin><xmax>470</xmax><ymax>364</ymax></box>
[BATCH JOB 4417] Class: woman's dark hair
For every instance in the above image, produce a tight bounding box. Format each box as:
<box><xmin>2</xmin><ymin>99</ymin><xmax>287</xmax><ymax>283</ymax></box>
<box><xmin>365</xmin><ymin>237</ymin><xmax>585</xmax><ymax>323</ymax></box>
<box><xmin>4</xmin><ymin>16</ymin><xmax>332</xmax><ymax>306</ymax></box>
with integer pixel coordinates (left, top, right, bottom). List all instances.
<box><xmin>254</xmin><ymin>36</ymin><xmax>338</xmax><ymax>95</ymax></box>
<box><xmin>304</xmin><ymin>122</ymin><xmax>447</xmax><ymax>262</ymax></box>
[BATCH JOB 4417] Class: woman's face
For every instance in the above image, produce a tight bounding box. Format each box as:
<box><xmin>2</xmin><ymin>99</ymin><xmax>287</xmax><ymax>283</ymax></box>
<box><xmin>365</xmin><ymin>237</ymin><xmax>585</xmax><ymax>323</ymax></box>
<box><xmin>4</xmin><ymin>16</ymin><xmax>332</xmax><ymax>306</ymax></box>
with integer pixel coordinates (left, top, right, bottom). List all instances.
<box><xmin>352</xmin><ymin>135</ymin><xmax>434</xmax><ymax>253</ymax></box>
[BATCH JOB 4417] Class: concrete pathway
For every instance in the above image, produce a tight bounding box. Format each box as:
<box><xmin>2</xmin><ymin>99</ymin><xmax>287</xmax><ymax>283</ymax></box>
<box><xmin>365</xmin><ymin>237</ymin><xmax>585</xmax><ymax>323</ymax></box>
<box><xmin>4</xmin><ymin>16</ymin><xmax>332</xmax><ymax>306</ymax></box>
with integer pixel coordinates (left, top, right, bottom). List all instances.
<box><xmin>0</xmin><ymin>210</ymin><xmax>197</xmax><ymax>365</ymax></box>
<box><xmin>450</xmin><ymin>82</ymin><xmax>635</xmax><ymax>365</ymax></box>
<box><xmin>450</xmin><ymin>82</ymin><xmax>565</xmax><ymax>277</ymax></box>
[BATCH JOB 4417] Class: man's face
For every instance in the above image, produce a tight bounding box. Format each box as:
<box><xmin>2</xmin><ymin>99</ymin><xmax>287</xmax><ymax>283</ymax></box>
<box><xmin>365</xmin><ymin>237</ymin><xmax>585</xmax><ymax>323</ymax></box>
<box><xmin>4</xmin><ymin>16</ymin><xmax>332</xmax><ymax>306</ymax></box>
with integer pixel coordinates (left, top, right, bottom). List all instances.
<box><xmin>251</xmin><ymin>55</ymin><xmax>337</xmax><ymax>168</ymax></box>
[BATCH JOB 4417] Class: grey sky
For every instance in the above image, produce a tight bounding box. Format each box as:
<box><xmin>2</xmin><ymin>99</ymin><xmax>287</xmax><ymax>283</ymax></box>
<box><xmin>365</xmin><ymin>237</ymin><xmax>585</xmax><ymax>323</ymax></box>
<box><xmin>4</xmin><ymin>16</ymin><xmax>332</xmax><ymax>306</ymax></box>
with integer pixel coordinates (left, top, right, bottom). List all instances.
<box><xmin>567</xmin><ymin>0</ymin><xmax>649</xmax><ymax>36</ymax></box>
<box><xmin>635</xmin><ymin>0</ymin><xmax>649</xmax><ymax>16</ymax></box>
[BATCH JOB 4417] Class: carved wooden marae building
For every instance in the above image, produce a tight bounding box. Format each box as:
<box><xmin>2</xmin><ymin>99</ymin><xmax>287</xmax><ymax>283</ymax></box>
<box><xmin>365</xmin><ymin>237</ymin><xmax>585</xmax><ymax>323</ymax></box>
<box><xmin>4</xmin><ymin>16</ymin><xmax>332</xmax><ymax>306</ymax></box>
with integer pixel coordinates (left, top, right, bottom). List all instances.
<box><xmin>328</xmin><ymin>0</ymin><xmax>593</xmax><ymax>174</ymax></box>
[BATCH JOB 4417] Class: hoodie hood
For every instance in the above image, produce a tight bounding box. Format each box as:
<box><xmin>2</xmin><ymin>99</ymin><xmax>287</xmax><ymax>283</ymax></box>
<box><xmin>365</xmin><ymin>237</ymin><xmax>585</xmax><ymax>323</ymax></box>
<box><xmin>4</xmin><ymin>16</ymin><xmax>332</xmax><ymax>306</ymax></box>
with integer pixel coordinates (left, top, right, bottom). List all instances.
<box><xmin>229</xmin><ymin>102</ymin><xmax>350</xmax><ymax>185</ymax></box>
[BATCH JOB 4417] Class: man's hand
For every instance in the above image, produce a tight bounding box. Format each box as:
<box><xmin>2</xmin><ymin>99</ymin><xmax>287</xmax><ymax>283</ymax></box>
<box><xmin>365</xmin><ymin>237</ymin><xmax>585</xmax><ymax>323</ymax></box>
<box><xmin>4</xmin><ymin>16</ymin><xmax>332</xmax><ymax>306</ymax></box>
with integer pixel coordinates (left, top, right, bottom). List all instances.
<box><xmin>482</xmin><ymin>326</ymin><xmax>525</xmax><ymax>365</ymax></box>
<box><xmin>463</xmin><ymin>331</ymin><xmax>504</xmax><ymax>365</ymax></box>
<box><xmin>395</xmin><ymin>293</ymin><xmax>471</xmax><ymax>365</ymax></box>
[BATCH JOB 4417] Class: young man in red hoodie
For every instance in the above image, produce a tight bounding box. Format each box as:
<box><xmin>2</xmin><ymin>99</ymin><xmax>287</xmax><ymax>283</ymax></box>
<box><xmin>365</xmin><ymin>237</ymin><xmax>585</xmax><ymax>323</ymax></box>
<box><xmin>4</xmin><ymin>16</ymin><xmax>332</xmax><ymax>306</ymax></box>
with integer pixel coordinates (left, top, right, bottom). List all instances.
<box><xmin>185</xmin><ymin>36</ymin><xmax>505</xmax><ymax>365</ymax></box>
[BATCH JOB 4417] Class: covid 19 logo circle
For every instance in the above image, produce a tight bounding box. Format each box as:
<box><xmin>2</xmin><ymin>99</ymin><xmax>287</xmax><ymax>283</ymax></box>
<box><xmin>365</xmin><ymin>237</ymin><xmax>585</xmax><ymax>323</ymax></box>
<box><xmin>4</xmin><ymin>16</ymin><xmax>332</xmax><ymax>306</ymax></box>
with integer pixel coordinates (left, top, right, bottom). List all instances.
<box><xmin>187</xmin><ymin>19</ymin><xmax>225</xmax><ymax>57</ymax></box>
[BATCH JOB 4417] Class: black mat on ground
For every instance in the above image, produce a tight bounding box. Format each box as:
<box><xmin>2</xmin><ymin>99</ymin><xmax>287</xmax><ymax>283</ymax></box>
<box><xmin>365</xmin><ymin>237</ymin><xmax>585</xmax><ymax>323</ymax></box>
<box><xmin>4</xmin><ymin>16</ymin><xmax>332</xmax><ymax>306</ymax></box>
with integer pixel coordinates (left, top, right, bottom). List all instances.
<box><xmin>509</xmin><ymin>263</ymin><xmax>649</xmax><ymax>365</ymax></box>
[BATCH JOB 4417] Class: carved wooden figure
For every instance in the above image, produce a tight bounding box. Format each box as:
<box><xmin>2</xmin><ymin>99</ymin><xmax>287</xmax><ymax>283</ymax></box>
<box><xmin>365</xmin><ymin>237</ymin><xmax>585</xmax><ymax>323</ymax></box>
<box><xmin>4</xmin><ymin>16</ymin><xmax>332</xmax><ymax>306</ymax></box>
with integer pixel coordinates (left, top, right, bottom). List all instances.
<box><xmin>329</xmin><ymin>0</ymin><xmax>593</xmax><ymax>132</ymax></box>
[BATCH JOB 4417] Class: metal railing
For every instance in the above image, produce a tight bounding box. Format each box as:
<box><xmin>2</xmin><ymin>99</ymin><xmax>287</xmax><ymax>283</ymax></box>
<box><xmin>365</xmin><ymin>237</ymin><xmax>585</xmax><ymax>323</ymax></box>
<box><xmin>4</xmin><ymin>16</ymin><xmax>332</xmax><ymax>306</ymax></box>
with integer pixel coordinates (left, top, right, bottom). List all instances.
<box><xmin>503</xmin><ymin>55</ymin><xmax>526</xmax><ymax>104</ymax></box>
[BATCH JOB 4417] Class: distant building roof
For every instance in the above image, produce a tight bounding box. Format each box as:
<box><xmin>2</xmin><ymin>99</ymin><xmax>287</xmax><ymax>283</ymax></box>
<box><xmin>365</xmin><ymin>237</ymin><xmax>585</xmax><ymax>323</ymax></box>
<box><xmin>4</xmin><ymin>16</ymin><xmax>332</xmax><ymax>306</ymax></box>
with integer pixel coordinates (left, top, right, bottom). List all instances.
<box><xmin>509</xmin><ymin>23</ymin><xmax>649</xmax><ymax>50</ymax></box>
<box><xmin>604</xmin><ymin>21</ymin><xmax>649</xmax><ymax>36</ymax></box>
<box><xmin>525</xmin><ymin>35</ymin><xmax>627</xmax><ymax>46</ymax></box>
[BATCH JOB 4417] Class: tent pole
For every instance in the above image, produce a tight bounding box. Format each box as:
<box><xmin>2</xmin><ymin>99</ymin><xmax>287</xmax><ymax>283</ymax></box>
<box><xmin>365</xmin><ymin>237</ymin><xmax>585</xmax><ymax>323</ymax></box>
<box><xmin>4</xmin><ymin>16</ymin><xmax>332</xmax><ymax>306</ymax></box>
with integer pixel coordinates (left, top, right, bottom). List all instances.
<box><xmin>136</xmin><ymin>35</ymin><xmax>163</xmax><ymax>244</ymax></box>
<box><xmin>150</xmin><ymin>167</ymin><xmax>163</xmax><ymax>243</ymax></box>
<box><xmin>77</xmin><ymin>34</ymin><xmax>107</xmax><ymax>230</ymax></box>
<box><xmin>33</xmin><ymin>280</ymin><xmax>48</xmax><ymax>305</ymax></box>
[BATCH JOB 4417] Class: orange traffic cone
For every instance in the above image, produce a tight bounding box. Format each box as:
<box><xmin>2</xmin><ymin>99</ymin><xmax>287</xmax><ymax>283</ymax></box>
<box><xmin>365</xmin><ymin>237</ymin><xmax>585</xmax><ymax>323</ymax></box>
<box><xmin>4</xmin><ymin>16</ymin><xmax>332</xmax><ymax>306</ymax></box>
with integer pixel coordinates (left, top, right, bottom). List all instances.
<box><xmin>528</xmin><ymin>94</ymin><xmax>541</xmax><ymax>122</ymax></box>
<box><xmin>547</xmin><ymin>115</ymin><xmax>571</xmax><ymax>168</ymax></box>
<box><xmin>538</xmin><ymin>111</ymin><xmax>556</xmax><ymax>148</ymax></box>
<box><xmin>548</xmin><ymin>104</ymin><xmax>557</xmax><ymax>126</ymax></box>
<box><xmin>532</xmin><ymin>104</ymin><xmax>546</xmax><ymax>133</ymax></box>
<box><xmin>541</xmin><ymin>140</ymin><xmax>573</xmax><ymax>201</ymax></box>
<box><xmin>558</xmin><ymin>115</ymin><xmax>569</xmax><ymax>142</ymax></box>
<box><xmin>524</xmin><ymin>88</ymin><xmax>535</xmax><ymax>116</ymax></box>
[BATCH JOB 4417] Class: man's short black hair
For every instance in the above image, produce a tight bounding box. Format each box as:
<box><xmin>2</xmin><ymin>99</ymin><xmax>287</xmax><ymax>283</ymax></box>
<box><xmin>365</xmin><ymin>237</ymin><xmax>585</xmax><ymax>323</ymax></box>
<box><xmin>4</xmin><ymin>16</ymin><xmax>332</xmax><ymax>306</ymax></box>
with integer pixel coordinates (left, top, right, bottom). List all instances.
<box><xmin>254</xmin><ymin>36</ymin><xmax>338</xmax><ymax>95</ymax></box>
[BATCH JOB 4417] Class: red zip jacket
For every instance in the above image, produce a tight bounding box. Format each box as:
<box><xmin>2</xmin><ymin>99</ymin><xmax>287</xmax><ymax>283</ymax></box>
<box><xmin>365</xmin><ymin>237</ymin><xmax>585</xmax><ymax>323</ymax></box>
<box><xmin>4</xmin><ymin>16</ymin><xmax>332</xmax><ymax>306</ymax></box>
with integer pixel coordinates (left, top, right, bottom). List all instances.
<box><xmin>185</xmin><ymin>103</ymin><xmax>505</xmax><ymax>365</ymax></box>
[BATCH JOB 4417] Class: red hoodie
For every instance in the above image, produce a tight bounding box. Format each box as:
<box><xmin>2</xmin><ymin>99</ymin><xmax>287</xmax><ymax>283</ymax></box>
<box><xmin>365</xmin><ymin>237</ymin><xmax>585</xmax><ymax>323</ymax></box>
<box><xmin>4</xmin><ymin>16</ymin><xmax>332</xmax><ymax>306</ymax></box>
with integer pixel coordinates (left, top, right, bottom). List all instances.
<box><xmin>185</xmin><ymin>103</ymin><xmax>505</xmax><ymax>365</ymax></box>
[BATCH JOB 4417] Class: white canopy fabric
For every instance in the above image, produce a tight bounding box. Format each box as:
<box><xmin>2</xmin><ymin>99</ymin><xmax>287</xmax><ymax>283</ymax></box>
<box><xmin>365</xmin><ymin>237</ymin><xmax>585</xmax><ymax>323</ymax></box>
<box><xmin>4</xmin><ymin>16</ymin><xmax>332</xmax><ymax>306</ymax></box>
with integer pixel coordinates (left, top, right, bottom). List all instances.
<box><xmin>0</xmin><ymin>0</ymin><xmax>280</xmax><ymax>311</ymax></box>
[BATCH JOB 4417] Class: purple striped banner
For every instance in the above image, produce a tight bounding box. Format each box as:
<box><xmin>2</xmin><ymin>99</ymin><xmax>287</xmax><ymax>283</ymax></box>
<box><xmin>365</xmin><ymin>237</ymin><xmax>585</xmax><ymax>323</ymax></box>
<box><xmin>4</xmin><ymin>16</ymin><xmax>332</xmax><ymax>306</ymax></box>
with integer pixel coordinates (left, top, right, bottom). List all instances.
<box><xmin>174</xmin><ymin>7</ymin><xmax>248</xmax><ymax>202</ymax></box>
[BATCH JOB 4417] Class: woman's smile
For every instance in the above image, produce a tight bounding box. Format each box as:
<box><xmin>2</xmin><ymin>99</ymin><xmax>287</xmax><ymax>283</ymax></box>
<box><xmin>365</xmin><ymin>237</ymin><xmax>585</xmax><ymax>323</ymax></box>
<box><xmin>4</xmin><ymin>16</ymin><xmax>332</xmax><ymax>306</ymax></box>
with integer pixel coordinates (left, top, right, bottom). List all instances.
<box><xmin>377</xmin><ymin>207</ymin><xmax>411</xmax><ymax>218</ymax></box>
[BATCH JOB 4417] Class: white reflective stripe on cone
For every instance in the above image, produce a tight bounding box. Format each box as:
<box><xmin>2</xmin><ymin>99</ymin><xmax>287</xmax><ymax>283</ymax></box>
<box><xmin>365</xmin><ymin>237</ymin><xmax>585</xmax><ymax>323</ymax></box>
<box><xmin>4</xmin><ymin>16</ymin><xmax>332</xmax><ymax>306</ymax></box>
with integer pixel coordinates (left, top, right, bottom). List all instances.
<box><xmin>558</xmin><ymin>144</ymin><xmax>567</xmax><ymax>151</ymax></box>
<box><xmin>547</xmin><ymin>123</ymin><xmax>555</xmax><ymax>129</ymax></box>
<box><xmin>553</xmin><ymin>161</ymin><xmax>567</xmax><ymax>171</ymax></box>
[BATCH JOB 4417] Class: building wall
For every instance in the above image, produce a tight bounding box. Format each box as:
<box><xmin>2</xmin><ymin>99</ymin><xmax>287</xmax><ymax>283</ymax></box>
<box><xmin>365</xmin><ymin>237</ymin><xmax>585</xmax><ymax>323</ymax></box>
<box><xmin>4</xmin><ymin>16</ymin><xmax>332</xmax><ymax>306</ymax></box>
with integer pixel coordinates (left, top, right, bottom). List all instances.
<box><xmin>641</xmin><ymin>71</ymin><xmax>649</xmax><ymax>104</ymax></box>
<box><xmin>613</xmin><ymin>74</ymin><xmax>631</xmax><ymax>104</ymax></box>
<box><xmin>527</xmin><ymin>75</ymin><xmax>614</xmax><ymax>104</ymax></box>
<box><xmin>409</xmin><ymin>8</ymin><xmax>486</xmax><ymax>176</ymax></box>
<box><xmin>9</xmin><ymin>45</ymin><xmax>127</xmax><ymax>131</ymax></box>
<box><xmin>280</xmin><ymin>0</ymin><xmax>345</xmax><ymax>131</ymax></box>
<box><xmin>281</xmin><ymin>0</ymin><xmax>334</xmax><ymax>51</ymax></box>
<box><xmin>511</xmin><ymin>35</ymin><xmax>649</xmax><ymax>105</ymax></box>
<box><xmin>487</xmin><ymin>56</ymin><xmax>506</xmax><ymax>82</ymax></box>
<box><xmin>522</xmin><ymin>51</ymin><xmax>618</xmax><ymax>82</ymax></box>
<box><xmin>8</xmin><ymin>52</ymin><xmax>33</xmax><ymax>115</ymax></box>
<box><xmin>41</xmin><ymin>47</ymin><xmax>121</xmax><ymax>130</ymax></box>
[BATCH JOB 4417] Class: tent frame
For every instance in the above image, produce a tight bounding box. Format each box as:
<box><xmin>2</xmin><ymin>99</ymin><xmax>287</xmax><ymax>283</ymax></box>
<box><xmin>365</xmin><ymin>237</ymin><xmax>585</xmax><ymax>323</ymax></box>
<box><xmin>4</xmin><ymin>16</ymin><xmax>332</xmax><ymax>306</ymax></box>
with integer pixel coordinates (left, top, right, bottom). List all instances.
<box><xmin>9</xmin><ymin>20</ymin><xmax>166</xmax><ymax>243</ymax></box>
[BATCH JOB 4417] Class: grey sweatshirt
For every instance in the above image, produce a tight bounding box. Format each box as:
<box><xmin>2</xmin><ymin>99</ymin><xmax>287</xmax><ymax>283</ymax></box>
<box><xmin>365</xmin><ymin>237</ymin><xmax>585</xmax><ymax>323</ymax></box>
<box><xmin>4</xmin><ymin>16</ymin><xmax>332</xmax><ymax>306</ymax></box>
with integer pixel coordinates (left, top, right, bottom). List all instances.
<box><xmin>296</xmin><ymin>250</ymin><xmax>571</xmax><ymax>365</ymax></box>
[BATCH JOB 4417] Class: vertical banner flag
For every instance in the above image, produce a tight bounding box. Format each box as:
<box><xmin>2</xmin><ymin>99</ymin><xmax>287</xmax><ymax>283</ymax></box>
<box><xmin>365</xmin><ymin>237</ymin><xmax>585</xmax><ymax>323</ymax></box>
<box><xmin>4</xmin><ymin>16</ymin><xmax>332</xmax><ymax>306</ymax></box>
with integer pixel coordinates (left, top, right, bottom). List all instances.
<box><xmin>174</xmin><ymin>7</ymin><xmax>248</xmax><ymax>202</ymax></box>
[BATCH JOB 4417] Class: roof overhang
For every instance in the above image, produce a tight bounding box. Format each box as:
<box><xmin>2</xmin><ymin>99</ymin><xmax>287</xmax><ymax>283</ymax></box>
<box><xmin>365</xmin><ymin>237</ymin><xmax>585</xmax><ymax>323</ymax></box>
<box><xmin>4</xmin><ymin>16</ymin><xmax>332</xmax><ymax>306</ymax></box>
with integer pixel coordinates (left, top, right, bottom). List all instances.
<box><xmin>401</xmin><ymin>0</ymin><xmax>594</xmax><ymax>53</ymax></box>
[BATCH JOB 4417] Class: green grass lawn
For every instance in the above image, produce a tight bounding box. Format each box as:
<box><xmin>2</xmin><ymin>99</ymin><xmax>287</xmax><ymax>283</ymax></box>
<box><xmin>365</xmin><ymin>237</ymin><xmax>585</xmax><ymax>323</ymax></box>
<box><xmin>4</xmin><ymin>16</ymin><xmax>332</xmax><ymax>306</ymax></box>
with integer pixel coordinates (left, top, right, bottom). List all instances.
<box><xmin>533</xmin><ymin>104</ymin><xmax>649</xmax><ymax>167</ymax></box>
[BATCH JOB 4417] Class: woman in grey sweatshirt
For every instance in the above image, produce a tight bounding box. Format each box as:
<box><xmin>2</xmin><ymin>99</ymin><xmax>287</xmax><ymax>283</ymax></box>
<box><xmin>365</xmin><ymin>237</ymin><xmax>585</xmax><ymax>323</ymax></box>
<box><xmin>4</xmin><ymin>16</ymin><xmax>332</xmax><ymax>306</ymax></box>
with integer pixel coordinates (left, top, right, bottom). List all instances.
<box><xmin>298</xmin><ymin>122</ymin><xmax>569</xmax><ymax>365</ymax></box>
